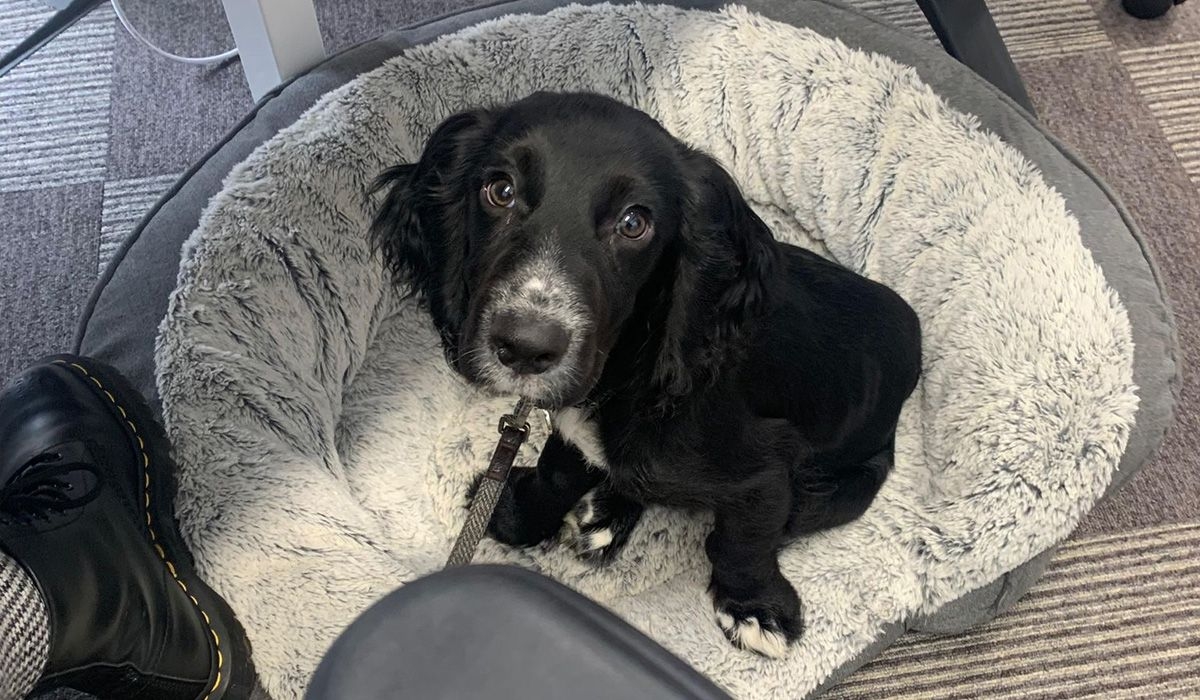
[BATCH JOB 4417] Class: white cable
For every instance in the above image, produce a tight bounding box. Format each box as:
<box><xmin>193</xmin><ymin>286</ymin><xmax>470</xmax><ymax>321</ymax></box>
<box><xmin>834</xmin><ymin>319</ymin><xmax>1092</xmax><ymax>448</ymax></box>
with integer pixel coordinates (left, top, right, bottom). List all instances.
<box><xmin>110</xmin><ymin>0</ymin><xmax>238</xmax><ymax>66</ymax></box>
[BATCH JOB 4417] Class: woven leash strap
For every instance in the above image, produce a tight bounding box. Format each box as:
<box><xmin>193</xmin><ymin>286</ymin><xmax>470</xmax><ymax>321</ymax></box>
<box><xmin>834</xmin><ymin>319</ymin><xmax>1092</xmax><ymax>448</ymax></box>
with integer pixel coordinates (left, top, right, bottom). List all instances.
<box><xmin>445</xmin><ymin>398</ymin><xmax>534</xmax><ymax>568</ymax></box>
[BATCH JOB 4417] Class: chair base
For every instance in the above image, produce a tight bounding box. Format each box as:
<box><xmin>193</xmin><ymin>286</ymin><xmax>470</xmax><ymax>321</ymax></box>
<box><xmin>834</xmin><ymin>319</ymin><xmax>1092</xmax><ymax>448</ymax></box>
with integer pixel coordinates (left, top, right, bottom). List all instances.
<box><xmin>1123</xmin><ymin>0</ymin><xmax>1187</xmax><ymax>20</ymax></box>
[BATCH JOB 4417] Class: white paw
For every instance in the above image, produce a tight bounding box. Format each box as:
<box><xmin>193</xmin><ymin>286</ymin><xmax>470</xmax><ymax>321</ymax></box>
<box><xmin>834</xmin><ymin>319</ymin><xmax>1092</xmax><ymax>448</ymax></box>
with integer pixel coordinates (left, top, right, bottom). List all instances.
<box><xmin>715</xmin><ymin>611</ymin><xmax>791</xmax><ymax>659</ymax></box>
<box><xmin>560</xmin><ymin>490</ymin><xmax>614</xmax><ymax>556</ymax></box>
<box><xmin>576</xmin><ymin>525</ymin><xmax>613</xmax><ymax>553</ymax></box>
<box><xmin>573</xmin><ymin>490</ymin><xmax>597</xmax><ymax>527</ymax></box>
<box><xmin>561</xmin><ymin>490</ymin><xmax>595</xmax><ymax>537</ymax></box>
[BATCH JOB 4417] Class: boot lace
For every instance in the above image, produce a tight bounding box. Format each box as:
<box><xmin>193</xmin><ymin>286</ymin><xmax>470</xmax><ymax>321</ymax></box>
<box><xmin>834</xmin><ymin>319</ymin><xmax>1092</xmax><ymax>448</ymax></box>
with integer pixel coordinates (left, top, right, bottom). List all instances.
<box><xmin>0</xmin><ymin>452</ymin><xmax>101</xmax><ymax>525</ymax></box>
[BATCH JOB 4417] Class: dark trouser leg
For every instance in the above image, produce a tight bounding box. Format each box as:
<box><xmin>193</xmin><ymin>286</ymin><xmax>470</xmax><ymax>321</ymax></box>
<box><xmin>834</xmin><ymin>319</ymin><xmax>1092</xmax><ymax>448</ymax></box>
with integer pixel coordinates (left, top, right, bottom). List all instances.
<box><xmin>306</xmin><ymin>565</ymin><xmax>731</xmax><ymax>700</ymax></box>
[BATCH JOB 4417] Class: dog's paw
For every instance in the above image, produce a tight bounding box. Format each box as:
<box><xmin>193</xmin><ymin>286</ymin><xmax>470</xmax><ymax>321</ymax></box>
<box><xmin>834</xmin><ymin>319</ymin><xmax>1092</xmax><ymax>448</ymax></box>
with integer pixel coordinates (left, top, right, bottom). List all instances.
<box><xmin>711</xmin><ymin>583</ymin><xmax>803</xmax><ymax>659</ymax></box>
<box><xmin>560</xmin><ymin>488</ymin><xmax>639</xmax><ymax>563</ymax></box>
<box><xmin>484</xmin><ymin>469</ymin><xmax>568</xmax><ymax>548</ymax></box>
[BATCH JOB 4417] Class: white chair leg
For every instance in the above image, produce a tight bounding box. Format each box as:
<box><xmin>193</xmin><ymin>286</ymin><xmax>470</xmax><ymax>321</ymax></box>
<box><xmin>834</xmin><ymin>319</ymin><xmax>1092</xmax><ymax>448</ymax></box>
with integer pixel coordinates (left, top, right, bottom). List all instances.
<box><xmin>220</xmin><ymin>0</ymin><xmax>326</xmax><ymax>100</ymax></box>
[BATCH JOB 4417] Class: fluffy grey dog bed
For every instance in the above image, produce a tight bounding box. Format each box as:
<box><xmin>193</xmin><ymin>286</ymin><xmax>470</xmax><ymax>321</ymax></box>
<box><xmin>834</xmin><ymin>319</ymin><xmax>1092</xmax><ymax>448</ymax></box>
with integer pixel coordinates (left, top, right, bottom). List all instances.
<box><xmin>150</xmin><ymin>3</ymin><xmax>1144</xmax><ymax>697</ymax></box>
<box><xmin>66</xmin><ymin>1</ymin><xmax>1178</xmax><ymax>699</ymax></box>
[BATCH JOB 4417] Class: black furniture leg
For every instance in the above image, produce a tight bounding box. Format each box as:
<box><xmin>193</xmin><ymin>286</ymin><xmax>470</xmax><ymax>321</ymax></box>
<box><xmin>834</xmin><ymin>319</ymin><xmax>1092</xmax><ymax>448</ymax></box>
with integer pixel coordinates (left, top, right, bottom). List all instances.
<box><xmin>306</xmin><ymin>565</ymin><xmax>732</xmax><ymax>700</ymax></box>
<box><xmin>0</xmin><ymin>0</ymin><xmax>107</xmax><ymax>80</ymax></box>
<box><xmin>1123</xmin><ymin>0</ymin><xmax>1188</xmax><ymax>19</ymax></box>
<box><xmin>914</xmin><ymin>0</ymin><xmax>1037</xmax><ymax>115</ymax></box>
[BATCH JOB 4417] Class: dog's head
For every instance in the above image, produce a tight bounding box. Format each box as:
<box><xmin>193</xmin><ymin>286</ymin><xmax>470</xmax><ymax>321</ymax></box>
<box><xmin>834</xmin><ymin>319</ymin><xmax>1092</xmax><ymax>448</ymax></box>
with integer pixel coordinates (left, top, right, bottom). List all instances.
<box><xmin>371</xmin><ymin>92</ymin><xmax>776</xmax><ymax>408</ymax></box>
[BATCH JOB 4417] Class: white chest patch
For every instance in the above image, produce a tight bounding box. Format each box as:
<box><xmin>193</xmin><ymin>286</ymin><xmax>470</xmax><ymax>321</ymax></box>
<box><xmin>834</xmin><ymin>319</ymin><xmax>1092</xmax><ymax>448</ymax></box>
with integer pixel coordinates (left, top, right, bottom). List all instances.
<box><xmin>553</xmin><ymin>407</ymin><xmax>609</xmax><ymax>470</ymax></box>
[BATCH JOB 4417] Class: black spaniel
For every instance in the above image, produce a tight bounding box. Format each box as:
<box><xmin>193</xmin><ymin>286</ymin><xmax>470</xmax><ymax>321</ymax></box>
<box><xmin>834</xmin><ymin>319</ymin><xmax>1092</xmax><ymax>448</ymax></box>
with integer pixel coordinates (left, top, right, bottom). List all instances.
<box><xmin>371</xmin><ymin>92</ymin><xmax>922</xmax><ymax>657</ymax></box>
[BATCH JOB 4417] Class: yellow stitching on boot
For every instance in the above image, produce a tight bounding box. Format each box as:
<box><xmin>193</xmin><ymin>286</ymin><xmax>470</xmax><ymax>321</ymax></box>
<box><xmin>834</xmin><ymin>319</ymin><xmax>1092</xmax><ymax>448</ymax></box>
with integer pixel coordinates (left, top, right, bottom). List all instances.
<box><xmin>60</xmin><ymin>361</ymin><xmax>226</xmax><ymax>700</ymax></box>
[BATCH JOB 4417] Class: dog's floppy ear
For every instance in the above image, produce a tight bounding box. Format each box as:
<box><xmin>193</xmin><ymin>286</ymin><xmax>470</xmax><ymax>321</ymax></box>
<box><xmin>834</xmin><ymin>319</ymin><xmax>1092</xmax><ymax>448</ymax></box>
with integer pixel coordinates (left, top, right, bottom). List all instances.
<box><xmin>370</xmin><ymin>110</ymin><xmax>490</xmax><ymax>344</ymax></box>
<box><xmin>653</xmin><ymin>151</ymin><xmax>778</xmax><ymax>398</ymax></box>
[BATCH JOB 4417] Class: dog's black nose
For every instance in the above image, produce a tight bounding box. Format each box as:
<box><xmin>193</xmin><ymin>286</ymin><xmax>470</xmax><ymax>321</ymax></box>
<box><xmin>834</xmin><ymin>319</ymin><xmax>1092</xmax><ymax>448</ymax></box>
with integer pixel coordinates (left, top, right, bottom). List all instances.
<box><xmin>489</xmin><ymin>312</ymin><xmax>570</xmax><ymax>375</ymax></box>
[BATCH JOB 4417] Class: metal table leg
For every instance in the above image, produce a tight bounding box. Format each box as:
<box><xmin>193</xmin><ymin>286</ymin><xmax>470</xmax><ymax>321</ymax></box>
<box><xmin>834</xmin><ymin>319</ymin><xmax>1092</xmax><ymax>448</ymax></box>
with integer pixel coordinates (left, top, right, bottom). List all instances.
<box><xmin>219</xmin><ymin>0</ymin><xmax>327</xmax><ymax>101</ymax></box>
<box><xmin>914</xmin><ymin>0</ymin><xmax>1037</xmax><ymax>115</ymax></box>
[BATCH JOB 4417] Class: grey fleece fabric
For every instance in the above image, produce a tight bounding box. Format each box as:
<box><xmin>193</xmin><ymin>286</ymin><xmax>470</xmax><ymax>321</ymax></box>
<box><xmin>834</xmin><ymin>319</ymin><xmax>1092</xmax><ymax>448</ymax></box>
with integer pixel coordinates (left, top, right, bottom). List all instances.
<box><xmin>153</xmin><ymin>5</ymin><xmax>1139</xmax><ymax>698</ymax></box>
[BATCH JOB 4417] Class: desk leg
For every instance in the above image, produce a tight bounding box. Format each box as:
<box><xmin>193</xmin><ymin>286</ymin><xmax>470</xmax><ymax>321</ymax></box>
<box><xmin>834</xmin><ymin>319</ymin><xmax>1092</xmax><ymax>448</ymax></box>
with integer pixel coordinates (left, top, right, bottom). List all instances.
<box><xmin>220</xmin><ymin>0</ymin><xmax>326</xmax><ymax>101</ymax></box>
<box><xmin>914</xmin><ymin>0</ymin><xmax>1036</xmax><ymax>115</ymax></box>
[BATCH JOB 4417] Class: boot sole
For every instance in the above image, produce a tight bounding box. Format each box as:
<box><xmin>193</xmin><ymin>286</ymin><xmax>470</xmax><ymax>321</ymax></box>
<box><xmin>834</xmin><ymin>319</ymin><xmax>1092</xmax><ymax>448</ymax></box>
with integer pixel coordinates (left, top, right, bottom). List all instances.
<box><xmin>47</xmin><ymin>355</ymin><xmax>256</xmax><ymax>700</ymax></box>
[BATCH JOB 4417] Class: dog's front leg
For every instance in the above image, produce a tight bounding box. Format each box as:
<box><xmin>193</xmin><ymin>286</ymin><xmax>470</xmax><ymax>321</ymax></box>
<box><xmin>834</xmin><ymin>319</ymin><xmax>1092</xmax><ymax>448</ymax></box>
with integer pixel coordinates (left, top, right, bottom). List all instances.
<box><xmin>487</xmin><ymin>433</ymin><xmax>603</xmax><ymax>547</ymax></box>
<box><xmin>707</xmin><ymin>477</ymin><xmax>802</xmax><ymax>658</ymax></box>
<box><xmin>561</xmin><ymin>481</ymin><xmax>644</xmax><ymax>563</ymax></box>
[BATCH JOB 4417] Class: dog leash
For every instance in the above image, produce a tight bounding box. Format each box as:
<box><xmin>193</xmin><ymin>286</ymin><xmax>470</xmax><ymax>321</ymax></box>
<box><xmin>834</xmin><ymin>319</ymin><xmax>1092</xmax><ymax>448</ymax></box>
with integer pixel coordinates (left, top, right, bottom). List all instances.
<box><xmin>445</xmin><ymin>398</ymin><xmax>535</xmax><ymax>567</ymax></box>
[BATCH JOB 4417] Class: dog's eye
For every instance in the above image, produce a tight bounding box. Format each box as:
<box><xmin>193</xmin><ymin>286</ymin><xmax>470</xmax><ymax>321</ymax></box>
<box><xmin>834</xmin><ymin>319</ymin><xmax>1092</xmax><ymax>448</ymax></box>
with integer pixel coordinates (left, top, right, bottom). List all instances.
<box><xmin>483</xmin><ymin>178</ymin><xmax>517</xmax><ymax>209</ymax></box>
<box><xmin>616</xmin><ymin>207</ymin><xmax>652</xmax><ymax>240</ymax></box>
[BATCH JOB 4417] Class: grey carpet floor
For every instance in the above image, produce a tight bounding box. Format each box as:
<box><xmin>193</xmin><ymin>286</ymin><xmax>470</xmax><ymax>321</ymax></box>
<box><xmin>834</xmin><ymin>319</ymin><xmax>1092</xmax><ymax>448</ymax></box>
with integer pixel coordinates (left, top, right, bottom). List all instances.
<box><xmin>1</xmin><ymin>0</ymin><xmax>1198</xmax><ymax>697</ymax></box>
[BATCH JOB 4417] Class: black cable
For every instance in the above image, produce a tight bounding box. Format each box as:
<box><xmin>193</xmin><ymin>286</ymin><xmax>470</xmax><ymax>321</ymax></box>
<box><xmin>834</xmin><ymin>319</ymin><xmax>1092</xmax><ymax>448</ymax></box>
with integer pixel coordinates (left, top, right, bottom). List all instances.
<box><xmin>0</xmin><ymin>0</ymin><xmax>108</xmax><ymax>80</ymax></box>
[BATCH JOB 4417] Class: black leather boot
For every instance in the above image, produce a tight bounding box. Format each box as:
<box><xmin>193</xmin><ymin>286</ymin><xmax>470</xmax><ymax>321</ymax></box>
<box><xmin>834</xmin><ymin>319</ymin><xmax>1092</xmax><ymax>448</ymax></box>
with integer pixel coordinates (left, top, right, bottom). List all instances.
<box><xmin>0</xmin><ymin>356</ymin><xmax>254</xmax><ymax>699</ymax></box>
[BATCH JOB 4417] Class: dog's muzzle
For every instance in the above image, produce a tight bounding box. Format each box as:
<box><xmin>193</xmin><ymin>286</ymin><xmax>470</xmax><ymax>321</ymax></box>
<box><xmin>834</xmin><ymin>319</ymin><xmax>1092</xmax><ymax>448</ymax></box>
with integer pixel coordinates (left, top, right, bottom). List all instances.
<box><xmin>469</xmin><ymin>248</ymin><xmax>593</xmax><ymax>404</ymax></box>
<box><xmin>488</xmin><ymin>310</ymin><xmax>571</xmax><ymax>375</ymax></box>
